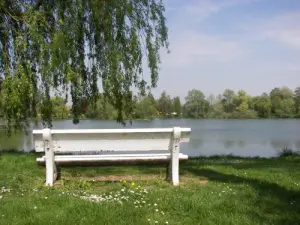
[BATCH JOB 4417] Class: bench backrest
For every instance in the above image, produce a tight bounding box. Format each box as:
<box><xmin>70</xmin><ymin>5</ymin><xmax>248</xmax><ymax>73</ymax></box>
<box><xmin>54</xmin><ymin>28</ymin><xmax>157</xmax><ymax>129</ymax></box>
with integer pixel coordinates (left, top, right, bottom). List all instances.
<box><xmin>33</xmin><ymin>127</ymin><xmax>191</xmax><ymax>153</ymax></box>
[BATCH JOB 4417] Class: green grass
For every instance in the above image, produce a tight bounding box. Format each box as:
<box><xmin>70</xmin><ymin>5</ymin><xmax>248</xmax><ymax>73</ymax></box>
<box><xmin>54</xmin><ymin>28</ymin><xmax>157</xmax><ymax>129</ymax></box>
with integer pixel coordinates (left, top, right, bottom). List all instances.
<box><xmin>1</xmin><ymin>153</ymin><xmax>300</xmax><ymax>225</ymax></box>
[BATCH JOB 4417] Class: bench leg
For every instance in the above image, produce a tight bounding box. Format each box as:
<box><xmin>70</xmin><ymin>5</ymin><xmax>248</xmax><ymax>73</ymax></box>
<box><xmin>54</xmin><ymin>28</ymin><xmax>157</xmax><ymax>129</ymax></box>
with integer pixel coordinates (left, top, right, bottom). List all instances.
<box><xmin>169</xmin><ymin>141</ymin><xmax>180</xmax><ymax>186</ymax></box>
<box><xmin>45</xmin><ymin>148</ymin><xmax>57</xmax><ymax>186</ymax></box>
<box><xmin>168</xmin><ymin>127</ymin><xmax>181</xmax><ymax>186</ymax></box>
<box><xmin>43</xmin><ymin>128</ymin><xmax>57</xmax><ymax>186</ymax></box>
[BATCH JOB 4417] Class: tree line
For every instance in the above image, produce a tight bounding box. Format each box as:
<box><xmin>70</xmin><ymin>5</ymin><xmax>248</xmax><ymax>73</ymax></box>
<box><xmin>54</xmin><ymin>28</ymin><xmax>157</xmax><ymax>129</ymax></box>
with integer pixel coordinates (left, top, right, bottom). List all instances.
<box><xmin>14</xmin><ymin>86</ymin><xmax>298</xmax><ymax>120</ymax></box>
<box><xmin>131</xmin><ymin>86</ymin><xmax>300</xmax><ymax>119</ymax></box>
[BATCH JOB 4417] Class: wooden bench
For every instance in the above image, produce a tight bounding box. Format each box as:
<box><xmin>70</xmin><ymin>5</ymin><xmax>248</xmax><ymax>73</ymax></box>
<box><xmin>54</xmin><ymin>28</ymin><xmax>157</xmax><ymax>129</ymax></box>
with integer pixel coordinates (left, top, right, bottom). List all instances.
<box><xmin>33</xmin><ymin>127</ymin><xmax>191</xmax><ymax>186</ymax></box>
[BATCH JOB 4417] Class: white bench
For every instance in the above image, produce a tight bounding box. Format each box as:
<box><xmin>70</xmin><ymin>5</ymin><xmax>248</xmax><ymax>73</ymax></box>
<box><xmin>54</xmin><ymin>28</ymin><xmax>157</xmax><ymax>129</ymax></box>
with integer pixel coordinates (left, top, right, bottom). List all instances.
<box><xmin>33</xmin><ymin>127</ymin><xmax>191</xmax><ymax>186</ymax></box>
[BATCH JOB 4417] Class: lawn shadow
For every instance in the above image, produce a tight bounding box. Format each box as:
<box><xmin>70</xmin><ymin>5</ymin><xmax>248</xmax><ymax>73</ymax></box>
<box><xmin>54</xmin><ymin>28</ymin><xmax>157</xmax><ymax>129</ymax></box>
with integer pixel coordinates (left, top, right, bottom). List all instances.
<box><xmin>188</xmin><ymin>156</ymin><xmax>300</xmax><ymax>171</ymax></box>
<box><xmin>185</xmin><ymin>167</ymin><xmax>300</xmax><ymax>225</ymax></box>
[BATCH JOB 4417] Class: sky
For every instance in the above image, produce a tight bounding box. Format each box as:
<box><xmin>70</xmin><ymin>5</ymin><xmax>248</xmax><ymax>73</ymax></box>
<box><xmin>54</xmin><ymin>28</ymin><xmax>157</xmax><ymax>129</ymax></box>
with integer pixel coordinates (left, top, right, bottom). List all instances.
<box><xmin>149</xmin><ymin>0</ymin><xmax>300</xmax><ymax>99</ymax></box>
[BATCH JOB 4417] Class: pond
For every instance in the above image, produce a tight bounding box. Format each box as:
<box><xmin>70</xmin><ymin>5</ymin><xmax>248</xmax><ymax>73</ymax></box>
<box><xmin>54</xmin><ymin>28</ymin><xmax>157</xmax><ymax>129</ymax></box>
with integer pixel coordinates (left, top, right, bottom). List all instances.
<box><xmin>1</xmin><ymin>119</ymin><xmax>300</xmax><ymax>157</ymax></box>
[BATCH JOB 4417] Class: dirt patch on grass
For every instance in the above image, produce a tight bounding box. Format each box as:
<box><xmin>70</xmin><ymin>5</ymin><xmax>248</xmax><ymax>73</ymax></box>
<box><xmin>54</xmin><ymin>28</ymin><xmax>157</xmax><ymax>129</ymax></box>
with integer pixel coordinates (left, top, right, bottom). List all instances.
<box><xmin>179</xmin><ymin>176</ymin><xmax>209</xmax><ymax>186</ymax></box>
<box><xmin>64</xmin><ymin>174</ymin><xmax>164</xmax><ymax>182</ymax></box>
<box><xmin>60</xmin><ymin>174</ymin><xmax>208</xmax><ymax>187</ymax></box>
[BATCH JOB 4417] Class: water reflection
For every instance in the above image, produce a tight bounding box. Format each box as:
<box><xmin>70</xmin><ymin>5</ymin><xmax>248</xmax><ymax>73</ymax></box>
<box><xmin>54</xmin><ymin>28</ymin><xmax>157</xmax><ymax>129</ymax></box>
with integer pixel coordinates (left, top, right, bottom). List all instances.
<box><xmin>189</xmin><ymin>138</ymin><xmax>205</xmax><ymax>149</ymax></box>
<box><xmin>223</xmin><ymin>140</ymin><xmax>235</xmax><ymax>149</ymax></box>
<box><xmin>270</xmin><ymin>140</ymin><xmax>293</xmax><ymax>151</ymax></box>
<box><xmin>1</xmin><ymin>133</ymin><xmax>28</xmax><ymax>151</ymax></box>
<box><xmin>238</xmin><ymin>140</ymin><xmax>246</xmax><ymax>148</ymax></box>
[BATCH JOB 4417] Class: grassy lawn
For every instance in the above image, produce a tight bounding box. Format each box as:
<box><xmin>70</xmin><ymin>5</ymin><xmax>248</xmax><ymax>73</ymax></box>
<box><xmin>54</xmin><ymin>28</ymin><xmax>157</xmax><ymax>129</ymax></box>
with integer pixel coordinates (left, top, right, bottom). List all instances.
<box><xmin>1</xmin><ymin>152</ymin><xmax>300</xmax><ymax>225</ymax></box>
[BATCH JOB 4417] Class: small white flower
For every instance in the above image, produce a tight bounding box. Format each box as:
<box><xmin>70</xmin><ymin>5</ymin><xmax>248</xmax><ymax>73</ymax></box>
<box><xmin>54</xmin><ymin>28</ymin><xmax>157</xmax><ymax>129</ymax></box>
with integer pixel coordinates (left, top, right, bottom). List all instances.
<box><xmin>147</xmin><ymin>219</ymin><xmax>151</xmax><ymax>221</ymax></box>
<box><xmin>0</xmin><ymin>196</ymin><xmax>2</xmax><ymax>199</ymax></box>
<box><xmin>34</xmin><ymin>206</ymin><xmax>37</xmax><ymax>209</ymax></box>
<box><xmin>45</xmin><ymin>197</ymin><xmax>48</xmax><ymax>199</ymax></box>
<box><xmin>155</xmin><ymin>221</ymin><xmax>158</xmax><ymax>224</ymax></box>
<box><xmin>155</xmin><ymin>209</ymin><xmax>159</xmax><ymax>212</ymax></box>
<box><xmin>154</xmin><ymin>203</ymin><xmax>157</xmax><ymax>206</ymax></box>
<box><xmin>165</xmin><ymin>222</ymin><xmax>169</xmax><ymax>224</ymax></box>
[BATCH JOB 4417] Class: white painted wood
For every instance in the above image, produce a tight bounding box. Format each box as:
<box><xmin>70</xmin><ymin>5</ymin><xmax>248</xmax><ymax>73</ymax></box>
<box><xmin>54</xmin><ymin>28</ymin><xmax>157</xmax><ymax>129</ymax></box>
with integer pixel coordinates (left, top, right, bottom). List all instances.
<box><xmin>33</xmin><ymin>128</ymin><xmax>191</xmax><ymax>134</ymax></box>
<box><xmin>43</xmin><ymin>128</ymin><xmax>57</xmax><ymax>186</ymax></box>
<box><xmin>33</xmin><ymin>127</ymin><xmax>191</xmax><ymax>186</ymax></box>
<box><xmin>169</xmin><ymin>127</ymin><xmax>181</xmax><ymax>186</ymax></box>
<box><xmin>33</xmin><ymin>128</ymin><xmax>191</xmax><ymax>152</ymax></box>
<box><xmin>36</xmin><ymin>153</ymin><xmax>188</xmax><ymax>164</ymax></box>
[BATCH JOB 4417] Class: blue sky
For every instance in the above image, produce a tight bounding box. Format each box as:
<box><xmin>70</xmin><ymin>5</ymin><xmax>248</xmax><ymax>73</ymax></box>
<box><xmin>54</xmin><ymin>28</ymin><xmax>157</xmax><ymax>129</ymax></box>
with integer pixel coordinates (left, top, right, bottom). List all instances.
<box><xmin>149</xmin><ymin>0</ymin><xmax>300</xmax><ymax>99</ymax></box>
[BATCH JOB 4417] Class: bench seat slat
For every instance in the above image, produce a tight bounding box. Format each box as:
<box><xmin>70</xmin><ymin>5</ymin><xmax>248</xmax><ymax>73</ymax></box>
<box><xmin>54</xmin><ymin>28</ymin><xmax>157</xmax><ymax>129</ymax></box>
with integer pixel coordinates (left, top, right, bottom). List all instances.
<box><xmin>36</xmin><ymin>153</ymin><xmax>188</xmax><ymax>165</ymax></box>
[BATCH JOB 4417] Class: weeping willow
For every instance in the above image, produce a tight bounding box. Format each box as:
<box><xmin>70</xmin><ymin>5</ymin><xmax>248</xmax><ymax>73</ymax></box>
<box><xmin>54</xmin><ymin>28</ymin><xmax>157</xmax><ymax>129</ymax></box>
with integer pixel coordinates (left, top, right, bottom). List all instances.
<box><xmin>0</xmin><ymin>0</ymin><xmax>168</xmax><ymax>132</ymax></box>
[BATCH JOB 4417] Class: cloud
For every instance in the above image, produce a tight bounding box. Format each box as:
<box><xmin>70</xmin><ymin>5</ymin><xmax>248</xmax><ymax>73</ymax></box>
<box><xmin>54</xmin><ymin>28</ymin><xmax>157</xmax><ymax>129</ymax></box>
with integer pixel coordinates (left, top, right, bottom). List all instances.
<box><xmin>257</xmin><ymin>13</ymin><xmax>300</xmax><ymax>48</ymax></box>
<box><xmin>184</xmin><ymin>0</ymin><xmax>257</xmax><ymax>21</ymax></box>
<box><xmin>162</xmin><ymin>0</ymin><xmax>256</xmax><ymax>68</ymax></box>
<box><xmin>152</xmin><ymin>0</ymin><xmax>300</xmax><ymax>99</ymax></box>
<box><xmin>162</xmin><ymin>30</ymin><xmax>245</xmax><ymax>68</ymax></box>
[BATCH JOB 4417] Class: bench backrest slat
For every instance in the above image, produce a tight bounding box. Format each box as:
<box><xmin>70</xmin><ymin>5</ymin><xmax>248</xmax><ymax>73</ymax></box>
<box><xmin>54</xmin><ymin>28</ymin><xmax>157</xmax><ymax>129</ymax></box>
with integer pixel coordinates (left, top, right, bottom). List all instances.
<box><xmin>33</xmin><ymin>128</ymin><xmax>191</xmax><ymax>152</ymax></box>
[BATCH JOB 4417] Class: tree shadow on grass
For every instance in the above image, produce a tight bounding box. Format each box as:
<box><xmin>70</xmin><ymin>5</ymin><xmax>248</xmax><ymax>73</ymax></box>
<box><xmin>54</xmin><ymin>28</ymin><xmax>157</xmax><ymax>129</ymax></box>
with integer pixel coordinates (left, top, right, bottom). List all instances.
<box><xmin>185</xmin><ymin>167</ymin><xmax>300</xmax><ymax>225</ymax></box>
<box><xmin>187</xmin><ymin>156</ymin><xmax>300</xmax><ymax>171</ymax></box>
<box><xmin>60</xmin><ymin>162</ymin><xmax>169</xmax><ymax>178</ymax></box>
<box><xmin>229</xmin><ymin>161</ymin><xmax>300</xmax><ymax>171</ymax></box>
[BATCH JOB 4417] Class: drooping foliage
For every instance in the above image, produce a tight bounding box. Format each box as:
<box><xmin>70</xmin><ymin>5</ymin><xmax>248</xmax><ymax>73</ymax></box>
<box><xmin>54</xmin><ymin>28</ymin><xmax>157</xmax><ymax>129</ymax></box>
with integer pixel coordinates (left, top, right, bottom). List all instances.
<box><xmin>0</xmin><ymin>0</ymin><xmax>168</xmax><ymax>132</ymax></box>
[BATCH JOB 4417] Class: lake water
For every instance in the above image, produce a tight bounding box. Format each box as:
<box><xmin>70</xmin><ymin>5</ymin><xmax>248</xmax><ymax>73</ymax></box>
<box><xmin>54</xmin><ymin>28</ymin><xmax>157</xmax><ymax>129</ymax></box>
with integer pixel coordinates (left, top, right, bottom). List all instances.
<box><xmin>0</xmin><ymin>119</ymin><xmax>300</xmax><ymax>157</ymax></box>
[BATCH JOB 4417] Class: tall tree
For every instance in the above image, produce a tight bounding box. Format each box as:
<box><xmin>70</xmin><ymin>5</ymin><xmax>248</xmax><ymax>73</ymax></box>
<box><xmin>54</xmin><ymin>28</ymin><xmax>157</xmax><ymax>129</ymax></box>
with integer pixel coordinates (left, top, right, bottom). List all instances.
<box><xmin>216</xmin><ymin>94</ymin><xmax>223</xmax><ymax>103</ymax></box>
<box><xmin>222</xmin><ymin>89</ymin><xmax>236</xmax><ymax>113</ymax></box>
<box><xmin>172</xmin><ymin>96</ymin><xmax>181</xmax><ymax>116</ymax></box>
<box><xmin>134</xmin><ymin>95</ymin><xmax>158</xmax><ymax>120</ymax></box>
<box><xmin>85</xmin><ymin>93</ymin><xmax>117</xmax><ymax>120</ymax></box>
<box><xmin>0</xmin><ymin>0</ymin><xmax>169</xmax><ymax>132</ymax></box>
<box><xmin>251</xmin><ymin>93</ymin><xmax>271</xmax><ymax>118</ymax></box>
<box><xmin>207</xmin><ymin>94</ymin><xmax>215</xmax><ymax>106</ymax></box>
<box><xmin>51</xmin><ymin>96</ymin><xmax>69</xmax><ymax>119</ymax></box>
<box><xmin>0</xmin><ymin>77</ymin><xmax>2</xmax><ymax>116</ymax></box>
<box><xmin>184</xmin><ymin>89</ymin><xmax>208</xmax><ymax>118</ymax></box>
<box><xmin>157</xmin><ymin>91</ymin><xmax>172</xmax><ymax>116</ymax></box>
<box><xmin>294</xmin><ymin>87</ymin><xmax>300</xmax><ymax>115</ymax></box>
<box><xmin>270</xmin><ymin>88</ymin><xmax>282</xmax><ymax>114</ymax></box>
<box><xmin>147</xmin><ymin>92</ymin><xmax>156</xmax><ymax>106</ymax></box>
<box><xmin>270</xmin><ymin>87</ymin><xmax>295</xmax><ymax>118</ymax></box>
<box><xmin>233</xmin><ymin>90</ymin><xmax>250</xmax><ymax>114</ymax></box>
<box><xmin>204</xmin><ymin>93</ymin><xmax>225</xmax><ymax>118</ymax></box>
